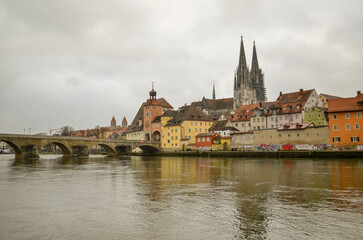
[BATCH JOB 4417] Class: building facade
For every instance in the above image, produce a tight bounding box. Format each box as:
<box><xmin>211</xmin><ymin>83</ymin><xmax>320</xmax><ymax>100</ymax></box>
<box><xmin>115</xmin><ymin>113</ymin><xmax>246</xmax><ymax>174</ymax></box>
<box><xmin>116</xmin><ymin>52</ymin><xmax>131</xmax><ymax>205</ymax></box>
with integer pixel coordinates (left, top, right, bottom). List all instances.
<box><xmin>161</xmin><ymin>105</ymin><xmax>213</xmax><ymax>151</ymax></box>
<box><xmin>329</xmin><ymin>91</ymin><xmax>363</xmax><ymax>146</ymax></box>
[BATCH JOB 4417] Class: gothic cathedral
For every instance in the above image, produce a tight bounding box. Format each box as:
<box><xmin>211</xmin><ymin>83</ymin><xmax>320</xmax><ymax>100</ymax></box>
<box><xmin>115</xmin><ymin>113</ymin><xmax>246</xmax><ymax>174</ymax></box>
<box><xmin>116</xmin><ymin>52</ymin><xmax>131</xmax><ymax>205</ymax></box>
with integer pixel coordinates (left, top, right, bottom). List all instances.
<box><xmin>233</xmin><ymin>36</ymin><xmax>266</xmax><ymax>110</ymax></box>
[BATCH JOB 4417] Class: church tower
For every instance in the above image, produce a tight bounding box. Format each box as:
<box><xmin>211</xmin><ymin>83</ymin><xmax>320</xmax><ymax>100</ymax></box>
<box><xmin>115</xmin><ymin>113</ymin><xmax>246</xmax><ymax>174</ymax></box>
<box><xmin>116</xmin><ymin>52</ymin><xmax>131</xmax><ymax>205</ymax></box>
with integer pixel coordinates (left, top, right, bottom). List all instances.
<box><xmin>233</xmin><ymin>36</ymin><xmax>257</xmax><ymax>110</ymax></box>
<box><xmin>250</xmin><ymin>41</ymin><xmax>266</xmax><ymax>102</ymax></box>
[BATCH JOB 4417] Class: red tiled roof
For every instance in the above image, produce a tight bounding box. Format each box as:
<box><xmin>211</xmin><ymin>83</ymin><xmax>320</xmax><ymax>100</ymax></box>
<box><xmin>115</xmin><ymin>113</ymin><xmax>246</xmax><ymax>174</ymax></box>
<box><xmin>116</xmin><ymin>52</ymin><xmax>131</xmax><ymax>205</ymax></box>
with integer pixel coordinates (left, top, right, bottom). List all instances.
<box><xmin>328</xmin><ymin>92</ymin><xmax>363</xmax><ymax>113</ymax></box>
<box><xmin>122</xmin><ymin>117</ymin><xmax>127</xmax><ymax>123</ymax></box>
<box><xmin>232</xmin><ymin>104</ymin><xmax>259</xmax><ymax>122</ymax></box>
<box><xmin>268</xmin><ymin>89</ymin><xmax>313</xmax><ymax>115</ymax></box>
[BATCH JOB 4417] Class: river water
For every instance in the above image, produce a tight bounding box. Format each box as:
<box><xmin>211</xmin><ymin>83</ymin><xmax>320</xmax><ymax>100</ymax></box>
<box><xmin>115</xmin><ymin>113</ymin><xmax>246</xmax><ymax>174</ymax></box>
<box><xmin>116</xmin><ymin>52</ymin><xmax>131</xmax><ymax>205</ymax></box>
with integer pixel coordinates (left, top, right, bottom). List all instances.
<box><xmin>0</xmin><ymin>154</ymin><xmax>362</xmax><ymax>240</ymax></box>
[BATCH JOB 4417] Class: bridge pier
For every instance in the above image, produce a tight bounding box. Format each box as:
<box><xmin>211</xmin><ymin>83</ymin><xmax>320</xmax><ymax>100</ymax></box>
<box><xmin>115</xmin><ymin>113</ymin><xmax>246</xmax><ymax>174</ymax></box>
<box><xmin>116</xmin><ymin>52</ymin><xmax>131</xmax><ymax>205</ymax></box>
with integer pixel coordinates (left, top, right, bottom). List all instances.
<box><xmin>21</xmin><ymin>145</ymin><xmax>40</xmax><ymax>159</ymax></box>
<box><xmin>116</xmin><ymin>146</ymin><xmax>131</xmax><ymax>155</ymax></box>
<box><xmin>71</xmin><ymin>146</ymin><xmax>89</xmax><ymax>157</ymax></box>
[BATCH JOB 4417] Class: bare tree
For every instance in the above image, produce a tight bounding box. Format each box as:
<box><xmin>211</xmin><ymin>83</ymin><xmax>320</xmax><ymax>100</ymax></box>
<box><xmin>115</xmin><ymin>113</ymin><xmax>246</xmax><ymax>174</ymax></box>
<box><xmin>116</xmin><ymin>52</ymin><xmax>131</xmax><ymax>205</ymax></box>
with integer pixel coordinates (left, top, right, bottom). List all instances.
<box><xmin>60</xmin><ymin>126</ymin><xmax>74</xmax><ymax>136</ymax></box>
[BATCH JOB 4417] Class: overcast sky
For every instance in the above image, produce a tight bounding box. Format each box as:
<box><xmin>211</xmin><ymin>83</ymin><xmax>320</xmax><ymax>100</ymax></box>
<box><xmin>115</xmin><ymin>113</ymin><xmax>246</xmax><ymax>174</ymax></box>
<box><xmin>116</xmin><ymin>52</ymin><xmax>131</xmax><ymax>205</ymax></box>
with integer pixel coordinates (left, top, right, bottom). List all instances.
<box><xmin>0</xmin><ymin>0</ymin><xmax>362</xmax><ymax>134</ymax></box>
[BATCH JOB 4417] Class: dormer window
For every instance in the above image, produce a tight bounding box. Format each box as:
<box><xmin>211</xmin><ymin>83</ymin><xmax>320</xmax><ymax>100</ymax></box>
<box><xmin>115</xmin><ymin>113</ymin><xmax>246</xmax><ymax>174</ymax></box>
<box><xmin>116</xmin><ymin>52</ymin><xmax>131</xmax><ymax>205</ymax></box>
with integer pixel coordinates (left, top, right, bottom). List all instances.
<box><xmin>287</xmin><ymin>106</ymin><xmax>291</xmax><ymax>111</ymax></box>
<box><xmin>296</xmin><ymin>105</ymin><xmax>301</xmax><ymax>110</ymax></box>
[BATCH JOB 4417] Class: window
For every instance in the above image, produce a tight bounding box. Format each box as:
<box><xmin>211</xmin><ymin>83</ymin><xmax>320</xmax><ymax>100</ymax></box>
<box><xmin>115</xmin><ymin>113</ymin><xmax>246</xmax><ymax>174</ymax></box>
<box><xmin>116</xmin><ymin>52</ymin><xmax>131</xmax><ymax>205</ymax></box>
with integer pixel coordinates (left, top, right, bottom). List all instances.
<box><xmin>146</xmin><ymin>111</ymin><xmax>149</xmax><ymax>117</ymax></box>
<box><xmin>168</xmin><ymin>139</ymin><xmax>170</xmax><ymax>143</ymax></box>
<box><xmin>333</xmin><ymin>137</ymin><xmax>340</xmax><ymax>142</ymax></box>
<box><xmin>318</xmin><ymin>114</ymin><xmax>321</xmax><ymax>118</ymax></box>
<box><xmin>253</xmin><ymin>118</ymin><xmax>256</xmax><ymax>123</ymax></box>
<box><xmin>171</xmin><ymin>136</ymin><xmax>174</xmax><ymax>140</ymax></box>
<box><xmin>195</xmin><ymin>128</ymin><xmax>197</xmax><ymax>132</ymax></box>
<box><xmin>168</xmin><ymin>133</ymin><xmax>170</xmax><ymax>136</ymax></box>
<box><xmin>175</xmin><ymin>129</ymin><xmax>177</xmax><ymax>133</ymax></box>
<box><xmin>262</xmin><ymin>118</ymin><xmax>265</xmax><ymax>122</ymax></box>
<box><xmin>205</xmin><ymin>129</ymin><xmax>207</xmax><ymax>132</ymax></box>
<box><xmin>290</xmin><ymin>115</ymin><xmax>293</xmax><ymax>121</ymax></box>
<box><xmin>197</xmin><ymin>138</ymin><xmax>201</xmax><ymax>142</ymax></box>
<box><xmin>285</xmin><ymin>116</ymin><xmax>288</xmax><ymax>120</ymax></box>
<box><xmin>202</xmin><ymin>137</ymin><xmax>205</xmax><ymax>142</ymax></box>
<box><xmin>333</xmin><ymin>125</ymin><xmax>338</xmax><ymax>131</ymax></box>
<box><xmin>199</xmin><ymin>128</ymin><xmax>202</xmax><ymax>132</ymax></box>
<box><xmin>333</xmin><ymin>114</ymin><xmax>337</xmax><ymax>120</ymax></box>
<box><xmin>272</xmin><ymin>124</ymin><xmax>274</xmax><ymax>128</ymax></box>
<box><xmin>296</xmin><ymin>115</ymin><xmax>298</xmax><ymax>119</ymax></box>
<box><xmin>191</xmin><ymin>122</ymin><xmax>193</xmax><ymax>126</ymax></box>
<box><xmin>318</xmin><ymin>122</ymin><xmax>321</xmax><ymax>126</ymax></box>
<box><xmin>175</xmin><ymin>143</ymin><xmax>177</xmax><ymax>146</ymax></box>
<box><xmin>171</xmin><ymin>129</ymin><xmax>173</xmax><ymax>133</ymax></box>
<box><xmin>189</xmin><ymin>129</ymin><xmax>191</xmax><ymax>133</ymax></box>
<box><xmin>253</xmin><ymin>127</ymin><xmax>256</xmax><ymax>130</ymax></box>
<box><xmin>346</xmin><ymin>124</ymin><xmax>350</xmax><ymax>130</ymax></box>
<box><xmin>235</xmin><ymin>123</ymin><xmax>238</xmax><ymax>127</ymax></box>
<box><xmin>279</xmin><ymin>116</ymin><xmax>282</xmax><ymax>120</ymax></box>
<box><xmin>357</xmin><ymin>112</ymin><xmax>362</xmax><ymax>118</ymax></box>
<box><xmin>346</xmin><ymin>113</ymin><xmax>350</xmax><ymax>119</ymax></box>
<box><xmin>200</xmin><ymin>123</ymin><xmax>202</xmax><ymax>126</ymax></box>
<box><xmin>207</xmin><ymin>137</ymin><xmax>210</xmax><ymax>142</ymax></box>
<box><xmin>308</xmin><ymin>114</ymin><xmax>311</xmax><ymax>119</ymax></box>
<box><xmin>355</xmin><ymin>124</ymin><xmax>360</xmax><ymax>130</ymax></box>
<box><xmin>351</xmin><ymin>137</ymin><xmax>359</xmax><ymax>142</ymax></box>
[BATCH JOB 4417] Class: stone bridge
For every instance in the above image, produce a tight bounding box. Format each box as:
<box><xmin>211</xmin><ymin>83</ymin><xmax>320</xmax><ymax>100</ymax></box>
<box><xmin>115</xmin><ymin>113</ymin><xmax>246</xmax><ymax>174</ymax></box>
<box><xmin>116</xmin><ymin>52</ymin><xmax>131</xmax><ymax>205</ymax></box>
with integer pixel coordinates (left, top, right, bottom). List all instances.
<box><xmin>0</xmin><ymin>134</ymin><xmax>161</xmax><ymax>159</ymax></box>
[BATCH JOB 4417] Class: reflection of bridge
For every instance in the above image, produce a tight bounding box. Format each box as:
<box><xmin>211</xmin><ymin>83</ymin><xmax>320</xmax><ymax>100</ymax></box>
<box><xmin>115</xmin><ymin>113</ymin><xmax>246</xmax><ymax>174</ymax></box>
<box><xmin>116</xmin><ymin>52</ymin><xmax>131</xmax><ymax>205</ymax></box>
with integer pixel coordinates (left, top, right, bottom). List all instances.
<box><xmin>0</xmin><ymin>134</ymin><xmax>160</xmax><ymax>159</ymax></box>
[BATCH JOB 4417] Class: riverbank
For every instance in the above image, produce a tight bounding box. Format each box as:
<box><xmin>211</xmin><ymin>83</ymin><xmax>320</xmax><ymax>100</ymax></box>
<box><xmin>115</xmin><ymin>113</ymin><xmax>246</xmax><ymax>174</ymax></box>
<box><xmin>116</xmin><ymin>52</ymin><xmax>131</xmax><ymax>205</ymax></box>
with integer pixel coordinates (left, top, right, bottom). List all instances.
<box><xmin>139</xmin><ymin>150</ymin><xmax>363</xmax><ymax>159</ymax></box>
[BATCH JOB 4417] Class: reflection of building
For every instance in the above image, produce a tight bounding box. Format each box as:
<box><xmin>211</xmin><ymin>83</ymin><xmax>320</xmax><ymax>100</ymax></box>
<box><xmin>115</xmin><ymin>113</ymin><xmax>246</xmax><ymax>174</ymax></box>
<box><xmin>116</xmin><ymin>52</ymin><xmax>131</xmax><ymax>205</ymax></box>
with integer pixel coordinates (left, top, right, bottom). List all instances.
<box><xmin>126</xmin><ymin>84</ymin><xmax>173</xmax><ymax>141</ymax></box>
<box><xmin>329</xmin><ymin>91</ymin><xmax>363</xmax><ymax>146</ymax></box>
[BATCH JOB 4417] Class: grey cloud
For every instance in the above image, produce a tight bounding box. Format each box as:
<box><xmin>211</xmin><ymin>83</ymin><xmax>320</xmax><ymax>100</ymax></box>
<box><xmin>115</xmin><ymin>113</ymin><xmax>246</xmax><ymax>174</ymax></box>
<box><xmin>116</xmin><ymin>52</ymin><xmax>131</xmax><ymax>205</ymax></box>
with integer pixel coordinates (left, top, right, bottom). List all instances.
<box><xmin>0</xmin><ymin>0</ymin><xmax>362</xmax><ymax>133</ymax></box>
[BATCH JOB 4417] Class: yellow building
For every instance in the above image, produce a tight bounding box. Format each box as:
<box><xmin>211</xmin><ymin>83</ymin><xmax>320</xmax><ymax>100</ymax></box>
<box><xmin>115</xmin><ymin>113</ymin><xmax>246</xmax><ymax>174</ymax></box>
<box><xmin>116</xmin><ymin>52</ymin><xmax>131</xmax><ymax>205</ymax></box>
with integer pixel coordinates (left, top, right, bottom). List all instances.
<box><xmin>319</xmin><ymin>93</ymin><xmax>341</xmax><ymax>108</ymax></box>
<box><xmin>161</xmin><ymin>105</ymin><xmax>213</xmax><ymax>151</ymax></box>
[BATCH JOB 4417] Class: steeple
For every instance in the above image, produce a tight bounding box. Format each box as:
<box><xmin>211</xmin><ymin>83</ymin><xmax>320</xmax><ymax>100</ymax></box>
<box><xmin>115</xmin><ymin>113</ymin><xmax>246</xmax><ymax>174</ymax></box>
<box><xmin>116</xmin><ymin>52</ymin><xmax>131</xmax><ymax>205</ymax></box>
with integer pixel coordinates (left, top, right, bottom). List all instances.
<box><xmin>149</xmin><ymin>82</ymin><xmax>156</xmax><ymax>100</ymax></box>
<box><xmin>251</xmin><ymin>41</ymin><xmax>259</xmax><ymax>72</ymax></box>
<box><xmin>111</xmin><ymin>116</ymin><xmax>116</xmax><ymax>127</ymax></box>
<box><xmin>212</xmin><ymin>82</ymin><xmax>216</xmax><ymax>100</ymax></box>
<box><xmin>238</xmin><ymin>36</ymin><xmax>248</xmax><ymax>71</ymax></box>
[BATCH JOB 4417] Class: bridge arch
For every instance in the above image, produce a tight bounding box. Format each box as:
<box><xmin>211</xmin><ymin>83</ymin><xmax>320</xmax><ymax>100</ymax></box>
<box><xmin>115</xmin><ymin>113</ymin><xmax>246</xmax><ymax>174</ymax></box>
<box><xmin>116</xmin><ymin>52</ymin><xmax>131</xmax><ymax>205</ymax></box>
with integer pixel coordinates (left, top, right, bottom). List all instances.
<box><xmin>97</xmin><ymin>144</ymin><xmax>116</xmax><ymax>157</ymax></box>
<box><xmin>138</xmin><ymin>145</ymin><xmax>160</xmax><ymax>153</ymax></box>
<box><xmin>42</xmin><ymin>142</ymin><xmax>71</xmax><ymax>157</ymax></box>
<box><xmin>0</xmin><ymin>140</ymin><xmax>22</xmax><ymax>159</ymax></box>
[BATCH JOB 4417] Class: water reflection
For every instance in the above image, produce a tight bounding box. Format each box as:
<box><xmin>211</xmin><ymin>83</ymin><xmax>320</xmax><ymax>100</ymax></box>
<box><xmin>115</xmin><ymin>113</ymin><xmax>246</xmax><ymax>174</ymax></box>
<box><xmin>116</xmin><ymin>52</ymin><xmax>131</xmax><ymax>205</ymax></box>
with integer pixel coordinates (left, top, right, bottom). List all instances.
<box><xmin>0</xmin><ymin>155</ymin><xmax>362</xmax><ymax>239</ymax></box>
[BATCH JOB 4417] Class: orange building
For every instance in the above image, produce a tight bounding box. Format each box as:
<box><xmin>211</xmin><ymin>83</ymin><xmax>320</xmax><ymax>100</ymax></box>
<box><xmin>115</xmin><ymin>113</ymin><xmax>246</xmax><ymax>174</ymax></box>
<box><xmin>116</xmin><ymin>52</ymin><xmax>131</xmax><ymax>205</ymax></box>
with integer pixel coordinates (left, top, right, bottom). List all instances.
<box><xmin>328</xmin><ymin>91</ymin><xmax>363</xmax><ymax>146</ymax></box>
<box><xmin>143</xmin><ymin>83</ymin><xmax>163</xmax><ymax>141</ymax></box>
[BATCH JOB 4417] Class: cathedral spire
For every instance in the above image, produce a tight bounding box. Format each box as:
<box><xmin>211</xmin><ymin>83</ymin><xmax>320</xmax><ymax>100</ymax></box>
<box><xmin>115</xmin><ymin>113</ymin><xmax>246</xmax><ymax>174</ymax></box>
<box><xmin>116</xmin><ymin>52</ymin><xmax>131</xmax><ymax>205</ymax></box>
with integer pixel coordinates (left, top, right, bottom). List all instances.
<box><xmin>251</xmin><ymin>41</ymin><xmax>259</xmax><ymax>72</ymax></box>
<box><xmin>212</xmin><ymin>82</ymin><xmax>216</xmax><ymax>100</ymax></box>
<box><xmin>238</xmin><ymin>35</ymin><xmax>248</xmax><ymax>71</ymax></box>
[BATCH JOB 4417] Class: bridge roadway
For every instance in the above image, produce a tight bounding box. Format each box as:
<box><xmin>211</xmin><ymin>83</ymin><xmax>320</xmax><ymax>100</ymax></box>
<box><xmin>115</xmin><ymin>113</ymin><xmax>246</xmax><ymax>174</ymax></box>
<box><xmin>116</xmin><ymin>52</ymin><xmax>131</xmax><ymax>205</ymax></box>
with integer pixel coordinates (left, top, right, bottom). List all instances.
<box><xmin>0</xmin><ymin>133</ymin><xmax>161</xmax><ymax>159</ymax></box>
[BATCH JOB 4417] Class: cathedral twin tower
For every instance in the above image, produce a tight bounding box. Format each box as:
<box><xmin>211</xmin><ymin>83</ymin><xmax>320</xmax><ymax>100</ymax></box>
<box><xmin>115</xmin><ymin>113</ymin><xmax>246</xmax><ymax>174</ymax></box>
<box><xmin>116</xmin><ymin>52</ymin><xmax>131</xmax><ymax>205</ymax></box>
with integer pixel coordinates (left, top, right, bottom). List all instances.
<box><xmin>233</xmin><ymin>36</ymin><xmax>266</xmax><ymax>110</ymax></box>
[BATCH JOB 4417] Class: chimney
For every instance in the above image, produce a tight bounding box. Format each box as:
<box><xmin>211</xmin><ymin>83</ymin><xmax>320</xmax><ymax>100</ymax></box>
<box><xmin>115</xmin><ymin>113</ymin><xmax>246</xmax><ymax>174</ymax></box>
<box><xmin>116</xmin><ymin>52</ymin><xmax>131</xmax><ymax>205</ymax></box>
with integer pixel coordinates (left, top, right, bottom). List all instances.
<box><xmin>357</xmin><ymin>91</ymin><xmax>361</xmax><ymax>96</ymax></box>
<box><xmin>299</xmin><ymin>89</ymin><xmax>304</xmax><ymax>94</ymax></box>
<box><xmin>279</xmin><ymin>91</ymin><xmax>282</xmax><ymax>96</ymax></box>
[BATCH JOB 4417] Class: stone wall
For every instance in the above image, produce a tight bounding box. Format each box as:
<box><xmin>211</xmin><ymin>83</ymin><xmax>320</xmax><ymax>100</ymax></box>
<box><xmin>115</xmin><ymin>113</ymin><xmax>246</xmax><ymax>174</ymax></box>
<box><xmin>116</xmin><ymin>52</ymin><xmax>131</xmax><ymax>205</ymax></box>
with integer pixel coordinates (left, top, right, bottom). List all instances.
<box><xmin>254</xmin><ymin>126</ymin><xmax>329</xmax><ymax>145</ymax></box>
